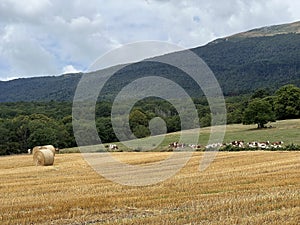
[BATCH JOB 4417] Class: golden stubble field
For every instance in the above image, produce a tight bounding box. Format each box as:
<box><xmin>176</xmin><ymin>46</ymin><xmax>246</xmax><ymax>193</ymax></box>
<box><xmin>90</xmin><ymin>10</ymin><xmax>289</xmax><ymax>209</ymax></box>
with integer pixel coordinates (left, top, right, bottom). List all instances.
<box><xmin>0</xmin><ymin>151</ymin><xmax>299</xmax><ymax>225</ymax></box>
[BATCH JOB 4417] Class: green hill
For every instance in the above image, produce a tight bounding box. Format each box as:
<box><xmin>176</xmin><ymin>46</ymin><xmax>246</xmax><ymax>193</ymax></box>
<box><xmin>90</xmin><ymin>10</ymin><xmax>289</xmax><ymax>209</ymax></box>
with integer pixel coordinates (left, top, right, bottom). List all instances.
<box><xmin>195</xmin><ymin>33</ymin><xmax>300</xmax><ymax>95</ymax></box>
<box><xmin>0</xmin><ymin>21</ymin><xmax>299</xmax><ymax>102</ymax></box>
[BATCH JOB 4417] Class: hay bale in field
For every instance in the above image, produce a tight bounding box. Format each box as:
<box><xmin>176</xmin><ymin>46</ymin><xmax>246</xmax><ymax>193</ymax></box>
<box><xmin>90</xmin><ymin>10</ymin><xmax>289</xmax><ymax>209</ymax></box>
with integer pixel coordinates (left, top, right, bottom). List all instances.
<box><xmin>32</xmin><ymin>145</ymin><xmax>56</xmax><ymax>156</ymax></box>
<box><xmin>33</xmin><ymin>149</ymin><xmax>54</xmax><ymax>166</ymax></box>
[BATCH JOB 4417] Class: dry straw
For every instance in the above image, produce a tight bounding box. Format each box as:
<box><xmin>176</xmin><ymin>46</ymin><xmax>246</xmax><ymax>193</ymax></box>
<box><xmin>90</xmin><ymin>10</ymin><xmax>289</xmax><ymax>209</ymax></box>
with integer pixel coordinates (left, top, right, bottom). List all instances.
<box><xmin>32</xmin><ymin>146</ymin><xmax>42</xmax><ymax>155</ymax></box>
<box><xmin>42</xmin><ymin>145</ymin><xmax>56</xmax><ymax>156</ymax></box>
<box><xmin>33</xmin><ymin>149</ymin><xmax>54</xmax><ymax>166</ymax></box>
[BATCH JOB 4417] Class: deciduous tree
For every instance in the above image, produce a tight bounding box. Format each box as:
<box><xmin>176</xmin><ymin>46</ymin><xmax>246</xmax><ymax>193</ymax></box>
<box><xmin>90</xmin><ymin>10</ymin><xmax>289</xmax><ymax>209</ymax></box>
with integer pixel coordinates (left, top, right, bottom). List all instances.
<box><xmin>275</xmin><ymin>84</ymin><xmax>300</xmax><ymax>119</ymax></box>
<box><xmin>243</xmin><ymin>99</ymin><xmax>276</xmax><ymax>128</ymax></box>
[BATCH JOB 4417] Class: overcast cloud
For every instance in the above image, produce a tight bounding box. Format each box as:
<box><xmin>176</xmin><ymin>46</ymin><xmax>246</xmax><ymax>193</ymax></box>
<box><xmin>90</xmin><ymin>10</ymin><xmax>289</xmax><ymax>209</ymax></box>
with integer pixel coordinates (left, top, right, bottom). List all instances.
<box><xmin>0</xmin><ymin>0</ymin><xmax>299</xmax><ymax>80</ymax></box>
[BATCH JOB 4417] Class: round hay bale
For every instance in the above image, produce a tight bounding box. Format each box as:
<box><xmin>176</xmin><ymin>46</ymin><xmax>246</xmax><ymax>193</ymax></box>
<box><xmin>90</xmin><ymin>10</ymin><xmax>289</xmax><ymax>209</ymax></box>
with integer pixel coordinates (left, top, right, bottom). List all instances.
<box><xmin>33</xmin><ymin>149</ymin><xmax>54</xmax><ymax>166</ymax></box>
<box><xmin>32</xmin><ymin>146</ymin><xmax>42</xmax><ymax>155</ymax></box>
<box><xmin>42</xmin><ymin>145</ymin><xmax>56</xmax><ymax>156</ymax></box>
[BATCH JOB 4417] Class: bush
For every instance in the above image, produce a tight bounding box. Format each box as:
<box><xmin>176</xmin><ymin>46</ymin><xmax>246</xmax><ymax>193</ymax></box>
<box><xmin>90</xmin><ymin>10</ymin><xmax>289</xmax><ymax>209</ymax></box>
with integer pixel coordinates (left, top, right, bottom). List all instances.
<box><xmin>285</xmin><ymin>143</ymin><xmax>300</xmax><ymax>151</ymax></box>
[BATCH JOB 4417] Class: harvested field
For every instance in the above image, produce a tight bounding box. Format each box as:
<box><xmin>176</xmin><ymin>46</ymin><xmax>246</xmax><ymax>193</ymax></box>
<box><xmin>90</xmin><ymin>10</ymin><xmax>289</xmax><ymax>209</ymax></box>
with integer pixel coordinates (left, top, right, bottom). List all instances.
<box><xmin>0</xmin><ymin>151</ymin><xmax>299</xmax><ymax>224</ymax></box>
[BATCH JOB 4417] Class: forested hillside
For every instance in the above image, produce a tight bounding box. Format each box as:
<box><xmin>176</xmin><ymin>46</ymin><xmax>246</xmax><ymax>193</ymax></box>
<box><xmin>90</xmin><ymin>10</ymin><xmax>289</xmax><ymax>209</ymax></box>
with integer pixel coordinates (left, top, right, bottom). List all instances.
<box><xmin>0</xmin><ymin>73</ymin><xmax>82</xmax><ymax>102</ymax></box>
<box><xmin>0</xmin><ymin>22</ymin><xmax>299</xmax><ymax>102</ymax></box>
<box><xmin>194</xmin><ymin>33</ymin><xmax>300</xmax><ymax>95</ymax></box>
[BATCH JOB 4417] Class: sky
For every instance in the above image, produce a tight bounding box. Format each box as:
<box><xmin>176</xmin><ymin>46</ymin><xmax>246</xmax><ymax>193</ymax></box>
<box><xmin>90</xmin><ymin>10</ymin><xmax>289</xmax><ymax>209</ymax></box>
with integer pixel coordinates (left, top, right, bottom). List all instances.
<box><xmin>0</xmin><ymin>0</ymin><xmax>299</xmax><ymax>81</ymax></box>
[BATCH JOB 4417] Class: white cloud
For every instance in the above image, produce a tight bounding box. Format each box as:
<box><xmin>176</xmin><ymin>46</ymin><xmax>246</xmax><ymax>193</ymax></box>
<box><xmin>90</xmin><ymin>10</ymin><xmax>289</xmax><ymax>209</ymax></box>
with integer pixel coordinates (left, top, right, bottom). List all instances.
<box><xmin>62</xmin><ymin>65</ymin><xmax>81</xmax><ymax>74</ymax></box>
<box><xmin>0</xmin><ymin>0</ymin><xmax>51</xmax><ymax>24</ymax></box>
<box><xmin>0</xmin><ymin>0</ymin><xmax>299</xmax><ymax>80</ymax></box>
<box><xmin>0</xmin><ymin>24</ymin><xmax>58</xmax><ymax>77</ymax></box>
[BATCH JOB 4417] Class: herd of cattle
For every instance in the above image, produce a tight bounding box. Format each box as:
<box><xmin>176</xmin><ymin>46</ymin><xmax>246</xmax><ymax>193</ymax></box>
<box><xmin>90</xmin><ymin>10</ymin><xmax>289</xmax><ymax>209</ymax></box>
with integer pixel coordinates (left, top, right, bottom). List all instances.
<box><xmin>169</xmin><ymin>140</ymin><xmax>284</xmax><ymax>150</ymax></box>
<box><xmin>95</xmin><ymin>141</ymin><xmax>286</xmax><ymax>152</ymax></box>
<box><xmin>27</xmin><ymin>140</ymin><xmax>285</xmax><ymax>158</ymax></box>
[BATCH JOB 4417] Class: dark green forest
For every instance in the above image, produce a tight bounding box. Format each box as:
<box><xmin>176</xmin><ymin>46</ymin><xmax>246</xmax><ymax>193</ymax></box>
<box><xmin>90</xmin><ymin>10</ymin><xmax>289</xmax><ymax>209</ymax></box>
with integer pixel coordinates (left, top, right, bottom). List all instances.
<box><xmin>0</xmin><ymin>84</ymin><xmax>299</xmax><ymax>155</ymax></box>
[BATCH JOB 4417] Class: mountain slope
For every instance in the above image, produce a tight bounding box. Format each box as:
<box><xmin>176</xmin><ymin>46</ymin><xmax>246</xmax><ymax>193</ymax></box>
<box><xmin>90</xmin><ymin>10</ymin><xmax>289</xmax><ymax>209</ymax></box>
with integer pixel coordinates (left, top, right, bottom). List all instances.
<box><xmin>0</xmin><ymin>73</ymin><xmax>82</xmax><ymax>102</ymax></box>
<box><xmin>195</xmin><ymin>33</ymin><xmax>300</xmax><ymax>95</ymax></box>
<box><xmin>0</xmin><ymin>21</ymin><xmax>299</xmax><ymax>102</ymax></box>
<box><xmin>211</xmin><ymin>20</ymin><xmax>300</xmax><ymax>43</ymax></box>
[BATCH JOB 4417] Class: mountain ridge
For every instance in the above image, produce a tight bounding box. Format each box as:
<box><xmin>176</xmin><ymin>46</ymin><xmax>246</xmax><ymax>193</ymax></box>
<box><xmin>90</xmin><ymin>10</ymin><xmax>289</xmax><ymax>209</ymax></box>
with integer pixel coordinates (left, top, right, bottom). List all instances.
<box><xmin>210</xmin><ymin>20</ymin><xmax>300</xmax><ymax>44</ymax></box>
<box><xmin>0</xmin><ymin>21</ymin><xmax>299</xmax><ymax>102</ymax></box>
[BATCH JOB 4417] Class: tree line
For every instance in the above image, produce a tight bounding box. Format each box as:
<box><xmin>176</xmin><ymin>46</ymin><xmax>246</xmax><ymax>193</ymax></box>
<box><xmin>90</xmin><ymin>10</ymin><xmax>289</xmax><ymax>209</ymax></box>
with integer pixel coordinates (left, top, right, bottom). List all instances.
<box><xmin>0</xmin><ymin>84</ymin><xmax>299</xmax><ymax>155</ymax></box>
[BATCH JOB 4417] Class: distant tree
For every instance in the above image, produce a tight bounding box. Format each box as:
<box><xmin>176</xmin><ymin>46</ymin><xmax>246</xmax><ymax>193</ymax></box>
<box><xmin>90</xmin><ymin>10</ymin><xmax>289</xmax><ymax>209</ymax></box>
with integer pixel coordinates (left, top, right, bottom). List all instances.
<box><xmin>28</xmin><ymin>127</ymin><xmax>57</xmax><ymax>147</ymax></box>
<box><xmin>243</xmin><ymin>99</ymin><xmax>276</xmax><ymax>128</ymax></box>
<box><xmin>129</xmin><ymin>109</ymin><xmax>148</xmax><ymax>129</ymax></box>
<box><xmin>11</xmin><ymin>115</ymin><xmax>31</xmax><ymax>152</ymax></box>
<box><xmin>132</xmin><ymin>125</ymin><xmax>150</xmax><ymax>138</ymax></box>
<box><xmin>275</xmin><ymin>84</ymin><xmax>300</xmax><ymax>119</ymax></box>
<box><xmin>61</xmin><ymin>115</ymin><xmax>76</xmax><ymax>147</ymax></box>
<box><xmin>96</xmin><ymin>117</ymin><xmax>117</xmax><ymax>143</ymax></box>
<box><xmin>250</xmin><ymin>88</ymin><xmax>271</xmax><ymax>100</ymax></box>
<box><xmin>27</xmin><ymin>114</ymin><xmax>69</xmax><ymax>148</ymax></box>
<box><xmin>128</xmin><ymin>109</ymin><xmax>150</xmax><ymax>139</ymax></box>
<box><xmin>0</xmin><ymin>120</ymin><xmax>10</xmax><ymax>155</ymax></box>
<box><xmin>165</xmin><ymin>115</ymin><xmax>181</xmax><ymax>132</ymax></box>
<box><xmin>200</xmin><ymin>114</ymin><xmax>212</xmax><ymax>127</ymax></box>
